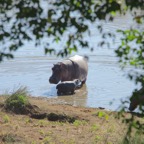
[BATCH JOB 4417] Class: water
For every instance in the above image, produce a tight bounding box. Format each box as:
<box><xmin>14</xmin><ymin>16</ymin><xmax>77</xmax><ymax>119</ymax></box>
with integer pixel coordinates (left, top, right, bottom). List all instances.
<box><xmin>0</xmin><ymin>12</ymin><xmax>141</xmax><ymax>111</ymax></box>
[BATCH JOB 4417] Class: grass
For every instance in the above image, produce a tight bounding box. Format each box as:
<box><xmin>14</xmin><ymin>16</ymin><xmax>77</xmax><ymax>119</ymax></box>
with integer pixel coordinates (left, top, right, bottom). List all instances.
<box><xmin>3</xmin><ymin>115</ymin><xmax>10</xmax><ymax>123</ymax></box>
<box><xmin>73</xmin><ymin>120</ymin><xmax>86</xmax><ymax>127</ymax></box>
<box><xmin>90</xmin><ymin>124</ymin><xmax>99</xmax><ymax>132</ymax></box>
<box><xmin>1</xmin><ymin>133</ymin><xmax>16</xmax><ymax>143</ymax></box>
<box><xmin>0</xmin><ymin>133</ymin><xmax>23</xmax><ymax>144</ymax></box>
<box><xmin>122</xmin><ymin>132</ymin><xmax>144</xmax><ymax>144</ymax></box>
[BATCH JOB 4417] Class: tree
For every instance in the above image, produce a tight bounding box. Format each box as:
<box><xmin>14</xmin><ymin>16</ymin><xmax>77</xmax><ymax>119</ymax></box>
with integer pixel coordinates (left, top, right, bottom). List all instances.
<box><xmin>1</xmin><ymin>0</ymin><xmax>143</xmax><ymax>59</ymax></box>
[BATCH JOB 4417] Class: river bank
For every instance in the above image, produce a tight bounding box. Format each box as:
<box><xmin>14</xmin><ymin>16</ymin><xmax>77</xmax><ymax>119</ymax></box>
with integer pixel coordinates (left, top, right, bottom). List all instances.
<box><xmin>0</xmin><ymin>95</ymin><xmax>142</xmax><ymax>144</ymax></box>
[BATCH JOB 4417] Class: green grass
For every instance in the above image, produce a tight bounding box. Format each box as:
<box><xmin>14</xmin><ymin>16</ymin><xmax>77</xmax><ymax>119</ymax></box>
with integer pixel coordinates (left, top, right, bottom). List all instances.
<box><xmin>73</xmin><ymin>120</ymin><xmax>87</xmax><ymax>127</ymax></box>
<box><xmin>91</xmin><ymin>124</ymin><xmax>99</xmax><ymax>132</ymax></box>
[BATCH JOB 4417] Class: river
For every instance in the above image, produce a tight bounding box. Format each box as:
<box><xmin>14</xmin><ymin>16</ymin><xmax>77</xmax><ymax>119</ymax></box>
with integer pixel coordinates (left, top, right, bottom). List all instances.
<box><xmin>0</xmin><ymin>12</ymin><xmax>141</xmax><ymax>111</ymax></box>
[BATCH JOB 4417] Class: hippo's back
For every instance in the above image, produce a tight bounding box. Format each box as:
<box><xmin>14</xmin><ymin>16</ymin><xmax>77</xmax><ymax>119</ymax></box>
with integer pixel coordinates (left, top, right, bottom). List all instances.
<box><xmin>69</xmin><ymin>55</ymin><xmax>88</xmax><ymax>82</ymax></box>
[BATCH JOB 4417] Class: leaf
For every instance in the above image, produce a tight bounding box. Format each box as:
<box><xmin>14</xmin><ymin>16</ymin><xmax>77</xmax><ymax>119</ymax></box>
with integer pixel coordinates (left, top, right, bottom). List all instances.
<box><xmin>45</xmin><ymin>48</ymin><xmax>55</xmax><ymax>54</ymax></box>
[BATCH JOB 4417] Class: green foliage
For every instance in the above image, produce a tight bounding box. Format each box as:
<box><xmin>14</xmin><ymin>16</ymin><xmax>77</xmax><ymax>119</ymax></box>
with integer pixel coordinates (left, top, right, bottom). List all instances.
<box><xmin>116</xmin><ymin>29</ymin><xmax>144</xmax><ymax>68</ymax></box>
<box><xmin>115</xmin><ymin>12</ymin><xmax>144</xmax><ymax>141</ymax></box>
<box><xmin>97</xmin><ymin>111</ymin><xmax>109</xmax><ymax>120</ymax></box>
<box><xmin>117</xmin><ymin>103</ymin><xmax>144</xmax><ymax>143</ymax></box>
<box><xmin>115</xmin><ymin>28</ymin><xmax>144</xmax><ymax>86</ymax></box>
<box><xmin>0</xmin><ymin>0</ymin><xmax>143</xmax><ymax>60</ymax></box>
<box><xmin>4</xmin><ymin>87</ymin><xmax>29</xmax><ymax>113</ymax></box>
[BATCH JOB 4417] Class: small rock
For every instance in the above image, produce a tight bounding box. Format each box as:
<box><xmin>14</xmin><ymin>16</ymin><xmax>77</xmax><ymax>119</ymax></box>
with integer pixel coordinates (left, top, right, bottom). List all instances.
<box><xmin>39</xmin><ymin>137</ymin><xmax>43</xmax><ymax>140</ymax></box>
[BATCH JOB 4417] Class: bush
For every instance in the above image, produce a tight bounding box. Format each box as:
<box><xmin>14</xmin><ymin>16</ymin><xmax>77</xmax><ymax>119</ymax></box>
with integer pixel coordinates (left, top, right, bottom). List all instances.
<box><xmin>4</xmin><ymin>87</ymin><xmax>29</xmax><ymax>114</ymax></box>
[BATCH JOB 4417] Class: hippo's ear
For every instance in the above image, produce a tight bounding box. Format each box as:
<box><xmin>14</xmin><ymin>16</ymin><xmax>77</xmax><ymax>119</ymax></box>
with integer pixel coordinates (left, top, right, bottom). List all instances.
<box><xmin>53</xmin><ymin>64</ymin><xmax>57</xmax><ymax>67</ymax></box>
<box><xmin>53</xmin><ymin>63</ymin><xmax>61</xmax><ymax>69</ymax></box>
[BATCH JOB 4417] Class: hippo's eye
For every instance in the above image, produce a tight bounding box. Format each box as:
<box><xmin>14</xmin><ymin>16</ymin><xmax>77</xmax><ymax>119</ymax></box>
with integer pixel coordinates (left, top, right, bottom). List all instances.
<box><xmin>52</xmin><ymin>67</ymin><xmax>60</xmax><ymax>72</ymax></box>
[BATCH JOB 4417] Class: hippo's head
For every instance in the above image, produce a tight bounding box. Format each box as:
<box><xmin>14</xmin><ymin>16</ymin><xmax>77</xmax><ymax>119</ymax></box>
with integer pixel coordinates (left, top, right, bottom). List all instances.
<box><xmin>49</xmin><ymin>62</ymin><xmax>66</xmax><ymax>84</ymax></box>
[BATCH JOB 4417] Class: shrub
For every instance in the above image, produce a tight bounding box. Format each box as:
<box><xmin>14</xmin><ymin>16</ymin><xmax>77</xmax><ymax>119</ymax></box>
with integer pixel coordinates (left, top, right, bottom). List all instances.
<box><xmin>4</xmin><ymin>87</ymin><xmax>29</xmax><ymax>114</ymax></box>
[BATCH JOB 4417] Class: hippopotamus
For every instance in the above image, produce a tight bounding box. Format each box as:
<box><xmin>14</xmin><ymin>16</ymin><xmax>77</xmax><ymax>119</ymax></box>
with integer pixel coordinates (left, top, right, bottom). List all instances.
<box><xmin>49</xmin><ymin>55</ymin><xmax>88</xmax><ymax>84</ymax></box>
<box><xmin>56</xmin><ymin>79</ymin><xmax>81</xmax><ymax>95</ymax></box>
<box><xmin>129</xmin><ymin>88</ymin><xmax>144</xmax><ymax>111</ymax></box>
